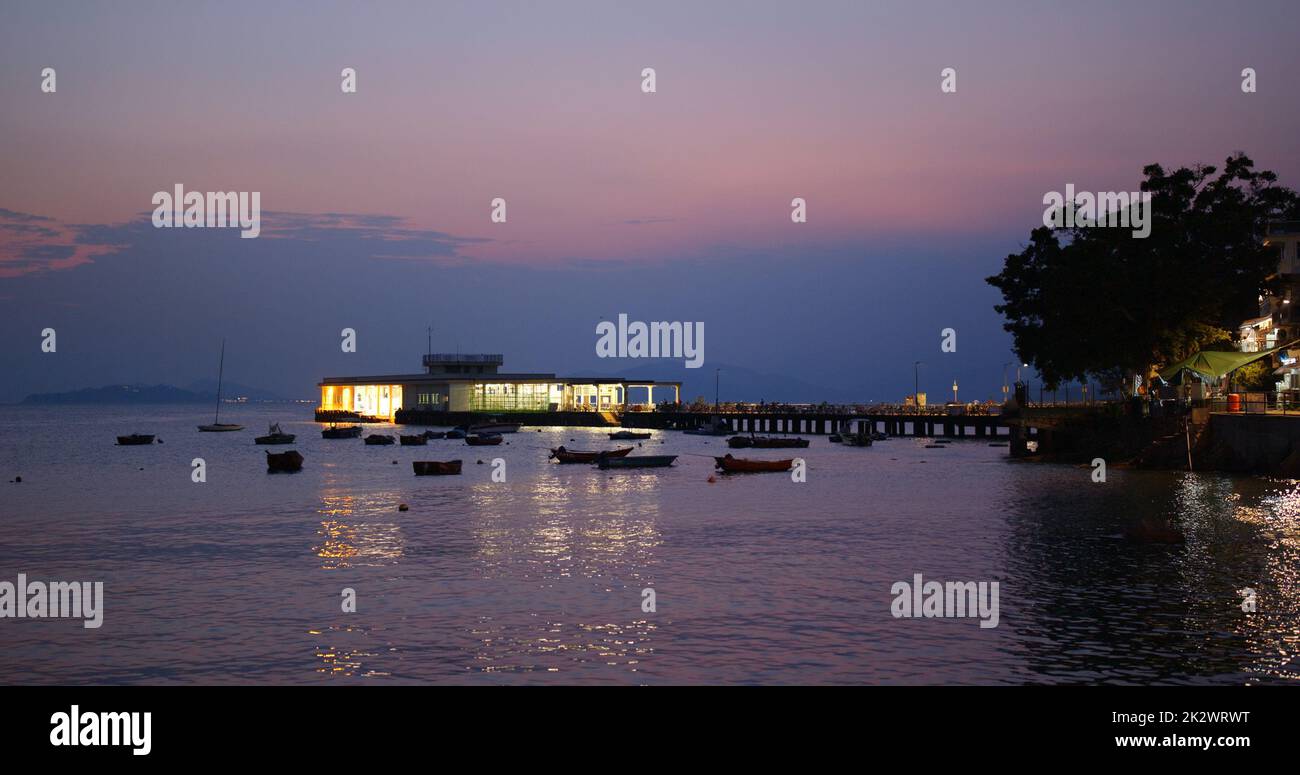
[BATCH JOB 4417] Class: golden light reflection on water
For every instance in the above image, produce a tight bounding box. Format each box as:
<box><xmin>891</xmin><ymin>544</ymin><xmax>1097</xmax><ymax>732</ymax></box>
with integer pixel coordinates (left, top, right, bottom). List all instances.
<box><xmin>315</xmin><ymin>491</ymin><xmax>406</xmax><ymax>569</ymax></box>
<box><xmin>1172</xmin><ymin>473</ymin><xmax>1300</xmax><ymax>682</ymax></box>
<box><xmin>310</xmin><ymin>624</ymin><xmax>390</xmax><ymax>678</ymax></box>
<box><xmin>468</xmin><ymin>616</ymin><xmax>659</xmax><ymax>674</ymax></box>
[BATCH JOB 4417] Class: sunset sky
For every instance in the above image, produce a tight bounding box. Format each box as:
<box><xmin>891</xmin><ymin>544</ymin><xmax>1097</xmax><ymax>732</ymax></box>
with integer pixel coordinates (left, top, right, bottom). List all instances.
<box><xmin>2</xmin><ymin>0</ymin><xmax>1299</xmax><ymax>402</ymax></box>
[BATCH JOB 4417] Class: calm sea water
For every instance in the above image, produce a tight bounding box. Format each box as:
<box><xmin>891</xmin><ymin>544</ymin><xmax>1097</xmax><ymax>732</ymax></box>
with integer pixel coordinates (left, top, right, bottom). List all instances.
<box><xmin>1</xmin><ymin>404</ymin><xmax>1297</xmax><ymax>685</ymax></box>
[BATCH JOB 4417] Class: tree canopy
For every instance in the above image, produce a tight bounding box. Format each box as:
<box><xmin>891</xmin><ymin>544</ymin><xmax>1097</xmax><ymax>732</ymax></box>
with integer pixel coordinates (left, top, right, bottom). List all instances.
<box><xmin>986</xmin><ymin>154</ymin><xmax>1299</xmax><ymax>389</ymax></box>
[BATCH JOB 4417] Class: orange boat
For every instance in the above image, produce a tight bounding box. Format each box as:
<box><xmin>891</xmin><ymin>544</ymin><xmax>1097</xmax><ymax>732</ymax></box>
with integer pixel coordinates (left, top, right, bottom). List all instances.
<box><xmin>550</xmin><ymin>446</ymin><xmax>633</xmax><ymax>464</ymax></box>
<box><xmin>713</xmin><ymin>454</ymin><xmax>793</xmax><ymax>473</ymax></box>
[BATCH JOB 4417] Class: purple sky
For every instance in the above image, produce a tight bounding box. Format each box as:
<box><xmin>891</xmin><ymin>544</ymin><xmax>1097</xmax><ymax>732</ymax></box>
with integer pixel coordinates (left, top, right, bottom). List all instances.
<box><xmin>2</xmin><ymin>0</ymin><xmax>1299</xmax><ymax>401</ymax></box>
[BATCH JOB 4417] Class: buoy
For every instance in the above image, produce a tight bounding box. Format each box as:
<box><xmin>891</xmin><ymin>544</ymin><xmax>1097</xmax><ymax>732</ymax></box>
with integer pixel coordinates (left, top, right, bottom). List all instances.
<box><xmin>477</xmin><ymin>459</ymin><xmax>484</xmax><ymax>464</ymax></box>
<box><xmin>13</xmin><ymin>476</ymin><xmax>20</xmax><ymax>483</ymax></box>
<box><xmin>392</xmin><ymin>460</ymin><xmax>398</xmax><ymax>464</ymax></box>
<box><xmin>398</xmin><ymin>503</ymin><xmax>409</xmax><ymax>512</ymax></box>
<box><xmin>707</xmin><ymin>475</ymin><xmax>716</xmax><ymax>483</ymax></box>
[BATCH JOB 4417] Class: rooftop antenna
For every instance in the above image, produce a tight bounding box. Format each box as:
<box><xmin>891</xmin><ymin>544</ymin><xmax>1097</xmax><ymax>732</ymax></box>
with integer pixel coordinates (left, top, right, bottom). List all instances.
<box><xmin>427</xmin><ymin>324</ymin><xmax>433</xmax><ymax>357</ymax></box>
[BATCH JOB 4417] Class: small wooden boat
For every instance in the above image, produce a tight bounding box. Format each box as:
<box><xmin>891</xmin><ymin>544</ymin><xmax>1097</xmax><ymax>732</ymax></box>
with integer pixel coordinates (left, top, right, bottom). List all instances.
<box><xmin>266</xmin><ymin>449</ymin><xmax>304</xmax><ymax>473</ymax></box>
<box><xmin>422</xmin><ymin>430</ymin><xmax>447</xmax><ymax>440</ymax></box>
<box><xmin>116</xmin><ymin>434</ymin><xmax>155</xmax><ymax>445</ymax></box>
<box><xmin>444</xmin><ymin>428</ymin><xmax>467</xmax><ymax>439</ymax></box>
<box><xmin>466</xmin><ymin>422</ymin><xmax>521</xmax><ymax>434</ymax></box>
<box><xmin>609</xmin><ymin>430</ymin><xmax>652</xmax><ymax>440</ymax></box>
<box><xmin>840</xmin><ymin>432</ymin><xmax>873</xmax><ymax>447</ymax></box>
<box><xmin>364</xmin><ymin>434</ymin><xmax>396</xmax><ymax>445</ymax></box>
<box><xmin>728</xmin><ymin>435</ymin><xmax>810</xmax><ymax>449</ymax></box>
<box><xmin>322</xmin><ymin>424</ymin><xmax>362</xmax><ymax>439</ymax></box>
<box><xmin>254</xmin><ymin>423</ymin><xmax>295</xmax><ymax>445</ymax></box>
<box><xmin>714</xmin><ymin>454</ymin><xmax>793</xmax><ymax>473</ymax></box>
<box><xmin>413</xmin><ymin>460</ymin><xmax>463</xmax><ymax>476</ymax></box>
<box><xmin>399</xmin><ymin>434</ymin><xmax>428</xmax><ymax>446</ymax></box>
<box><xmin>597</xmin><ymin>453</ymin><xmax>676</xmax><ymax>469</ymax></box>
<box><xmin>465</xmin><ymin>433</ymin><xmax>503</xmax><ymax>446</ymax></box>
<box><xmin>550</xmin><ymin>446</ymin><xmax>633</xmax><ymax>463</ymax></box>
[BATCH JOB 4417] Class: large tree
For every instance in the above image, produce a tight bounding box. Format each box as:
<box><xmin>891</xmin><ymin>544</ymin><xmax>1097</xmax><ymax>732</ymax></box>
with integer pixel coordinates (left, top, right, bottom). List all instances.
<box><xmin>987</xmin><ymin>154</ymin><xmax>1299</xmax><ymax>389</ymax></box>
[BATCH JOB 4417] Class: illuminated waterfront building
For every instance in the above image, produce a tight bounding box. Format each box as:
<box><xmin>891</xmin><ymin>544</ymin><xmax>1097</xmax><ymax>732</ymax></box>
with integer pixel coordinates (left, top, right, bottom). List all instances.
<box><xmin>317</xmin><ymin>353</ymin><xmax>682</xmax><ymax>421</ymax></box>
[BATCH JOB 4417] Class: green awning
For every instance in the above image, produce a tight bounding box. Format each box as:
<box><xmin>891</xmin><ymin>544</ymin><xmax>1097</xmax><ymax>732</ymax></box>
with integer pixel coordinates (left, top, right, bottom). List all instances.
<box><xmin>1159</xmin><ymin>345</ymin><xmax>1288</xmax><ymax>381</ymax></box>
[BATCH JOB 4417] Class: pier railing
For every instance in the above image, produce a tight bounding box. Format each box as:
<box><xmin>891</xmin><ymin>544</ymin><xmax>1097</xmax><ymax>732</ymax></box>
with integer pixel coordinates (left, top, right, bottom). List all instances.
<box><xmin>1208</xmin><ymin>392</ymin><xmax>1300</xmax><ymax>416</ymax></box>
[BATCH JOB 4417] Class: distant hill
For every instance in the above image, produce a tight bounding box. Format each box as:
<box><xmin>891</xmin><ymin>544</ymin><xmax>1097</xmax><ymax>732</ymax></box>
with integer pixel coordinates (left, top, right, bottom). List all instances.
<box><xmin>22</xmin><ymin>382</ymin><xmax>292</xmax><ymax>404</ymax></box>
<box><xmin>185</xmin><ymin>379</ymin><xmax>291</xmax><ymax>402</ymax></box>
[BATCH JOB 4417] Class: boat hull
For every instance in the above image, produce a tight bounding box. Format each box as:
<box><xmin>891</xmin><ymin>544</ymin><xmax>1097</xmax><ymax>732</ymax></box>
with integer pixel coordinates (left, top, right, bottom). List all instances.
<box><xmin>266</xmin><ymin>450</ymin><xmax>304</xmax><ymax>473</ymax></box>
<box><xmin>254</xmin><ymin>434</ymin><xmax>295</xmax><ymax>445</ymax></box>
<box><xmin>116</xmin><ymin>434</ymin><xmax>155</xmax><ymax>446</ymax></box>
<box><xmin>364</xmin><ymin>435</ymin><xmax>396</xmax><ymax>446</ymax></box>
<box><xmin>714</xmin><ymin>455</ymin><xmax>794</xmax><ymax>473</ymax></box>
<box><xmin>609</xmin><ymin>431</ymin><xmax>652</xmax><ymax>440</ymax></box>
<box><xmin>465</xmin><ymin>434</ymin><xmax>503</xmax><ymax>446</ymax></box>
<box><xmin>399</xmin><ymin>435</ymin><xmax>428</xmax><ymax>446</ymax></box>
<box><xmin>198</xmin><ymin>424</ymin><xmax>244</xmax><ymax>432</ymax></box>
<box><xmin>413</xmin><ymin>460</ymin><xmax>463</xmax><ymax>476</ymax></box>
<box><xmin>550</xmin><ymin>446</ymin><xmax>633</xmax><ymax>463</ymax></box>
<box><xmin>597</xmin><ymin>454</ymin><xmax>677</xmax><ymax>469</ymax></box>
<box><xmin>322</xmin><ymin>426</ymin><xmax>362</xmax><ymax>439</ymax></box>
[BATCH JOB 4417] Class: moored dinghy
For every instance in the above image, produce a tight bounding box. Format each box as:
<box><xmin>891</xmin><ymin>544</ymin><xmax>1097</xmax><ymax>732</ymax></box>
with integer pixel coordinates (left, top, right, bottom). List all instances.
<box><xmin>550</xmin><ymin>446</ymin><xmax>633</xmax><ymax>464</ymax></box>
<box><xmin>255</xmin><ymin>423</ymin><xmax>295</xmax><ymax>445</ymax></box>
<box><xmin>322</xmin><ymin>424</ymin><xmax>362</xmax><ymax>439</ymax></box>
<box><xmin>713</xmin><ymin>454</ymin><xmax>794</xmax><ymax>473</ymax></box>
<box><xmin>413</xmin><ymin>460</ymin><xmax>463</xmax><ymax>475</ymax></box>
<box><xmin>596</xmin><ymin>453</ymin><xmax>676</xmax><ymax>469</ymax></box>
<box><xmin>364</xmin><ymin>434</ymin><xmax>396</xmax><ymax>445</ymax></box>
<box><xmin>116</xmin><ymin>434</ymin><xmax>155</xmax><ymax>445</ymax></box>
<box><xmin>399</xmin><ymin>434</ymin><xmax>428</xmax><ymax>446</ymax></box>
<box><xmin>465</xmin><ymin>433</ymin><xmax>503</xmax><ymax>446</ymax></box>
<box><xmin>266</xmin><ymin>450</ymin><xmax>304</xmax><ymax>473</ymax></box>
<box><xmin>609</xmin><ymin>430</ymin><xmax>652</xmax><ymax>440</ymax></box>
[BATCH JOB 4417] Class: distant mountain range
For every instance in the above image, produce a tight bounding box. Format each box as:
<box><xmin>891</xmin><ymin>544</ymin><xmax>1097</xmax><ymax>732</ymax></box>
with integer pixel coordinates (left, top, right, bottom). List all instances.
<box><xmin>22</xmin><ymin>381</ymin><xmax>293</xmax><ymax>404</ymax></box>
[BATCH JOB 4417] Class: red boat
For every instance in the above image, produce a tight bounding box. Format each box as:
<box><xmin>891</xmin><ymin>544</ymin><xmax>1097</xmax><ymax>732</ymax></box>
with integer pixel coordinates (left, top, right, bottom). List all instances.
<box><xmin>413</xmin><ymin>460</ymin><xmax>463</xmax><ymax>476</ymax></box>
<box><xmin>713</xmin><ymin>454</ymin><xmax>794</xmax><ymax>473</ymax></box>
<box><xmin>549</xmin><ymin>446</ymin><xmax>633</xmax><ymax>464</ymax></box>
<box><xmin>465</xmin><ymin>433</ymin><xmax>503</xmax><ymax>446</ymax></box>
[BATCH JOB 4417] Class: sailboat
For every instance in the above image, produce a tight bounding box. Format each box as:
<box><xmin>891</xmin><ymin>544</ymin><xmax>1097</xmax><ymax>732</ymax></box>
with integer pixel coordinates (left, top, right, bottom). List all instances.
<box><xmin>197</xmin><ymin>339</ymin><xmax>244</xmax><ymax>432</ymax></box>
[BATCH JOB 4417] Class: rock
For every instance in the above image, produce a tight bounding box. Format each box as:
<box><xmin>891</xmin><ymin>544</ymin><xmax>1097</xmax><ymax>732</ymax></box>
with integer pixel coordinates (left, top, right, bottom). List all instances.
<box><xmin>398</xmin><ymin>503</ymin><xmax>409</xmax><ymax>512</ymax></box>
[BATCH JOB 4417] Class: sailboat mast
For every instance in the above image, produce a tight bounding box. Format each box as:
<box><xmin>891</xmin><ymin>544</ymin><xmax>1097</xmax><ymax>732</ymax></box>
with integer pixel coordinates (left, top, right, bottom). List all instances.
<box><xmin>214</xmin><ymin>339</ymin><xmax>225</xmax><ymax>423</ymax></box>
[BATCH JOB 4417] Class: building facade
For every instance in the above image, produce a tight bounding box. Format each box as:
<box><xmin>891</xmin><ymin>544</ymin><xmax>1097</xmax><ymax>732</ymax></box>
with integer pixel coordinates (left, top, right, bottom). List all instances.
<box><xmin>1238</xmin><ymin>221</ymin><xmax>1300</xmax><ymax>389</ymax></box>
<box><xmin>317</xmin><ymin>353</ymin><xmax>682</xmax><ymax>421</ymax></box>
